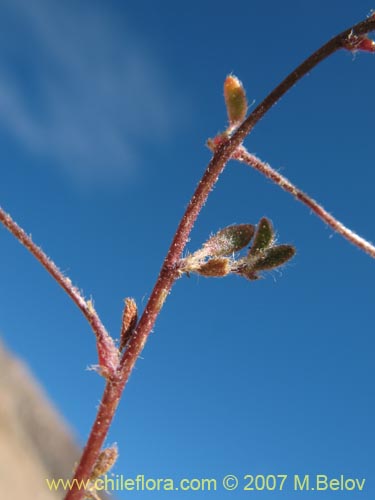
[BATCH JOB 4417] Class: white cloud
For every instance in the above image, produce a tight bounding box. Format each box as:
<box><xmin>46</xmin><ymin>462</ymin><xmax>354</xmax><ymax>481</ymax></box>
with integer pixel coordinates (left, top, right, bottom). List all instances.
<box><xmin>0</xmin><ymin>0</ymin><xmax>179</xmax><ymax>187</ymax></box>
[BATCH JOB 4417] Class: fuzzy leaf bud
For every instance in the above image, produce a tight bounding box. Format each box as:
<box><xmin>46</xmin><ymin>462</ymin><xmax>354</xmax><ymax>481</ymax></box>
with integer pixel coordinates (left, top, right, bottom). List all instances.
<box><xmin>224</xmin><ymin>75</ymin><xmax>248</xmax><ymax>126</ymax></box>
<box><xmin>203</xmin><ymin>224</ymin><xmax>255</xmax><ymax>257</ymax></box>
<box><xmin>253</xmin><ymin>244</ymin><xmax>296</xmax><ymax>271</ymax></box>
<box><xmin>248</xmin><ymin>217</ymin><xmax>275</xmax><ymax>256</ymax></box>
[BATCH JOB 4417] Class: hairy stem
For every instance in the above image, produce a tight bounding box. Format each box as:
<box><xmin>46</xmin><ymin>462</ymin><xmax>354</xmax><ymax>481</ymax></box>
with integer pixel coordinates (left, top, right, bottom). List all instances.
<box><xmin>63</xmin><ymin>14</ymin><xmax>375</xmax><ymax>500</ymax></box>
<box><xmin>0</xmin><ymin>207</ymin><xmax>117</xmax><ymax>372</ymax></box>
<box><xmin>234</xmin><ymin>148</ymin><xmax>375</xmax><ymax>258</ymax></box>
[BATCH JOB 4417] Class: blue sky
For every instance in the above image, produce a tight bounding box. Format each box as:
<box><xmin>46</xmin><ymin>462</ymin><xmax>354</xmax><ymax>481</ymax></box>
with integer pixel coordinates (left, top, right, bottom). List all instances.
<box><xmin>0</xmin><ymin>0</ymin><xmax>374</xmax><ymax>498</ymax></box>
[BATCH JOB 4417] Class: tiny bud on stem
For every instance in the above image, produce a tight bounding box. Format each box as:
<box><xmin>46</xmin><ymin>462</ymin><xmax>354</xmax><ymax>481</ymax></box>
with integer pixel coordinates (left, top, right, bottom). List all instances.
<box><xmin>343</xmin><ymin>33</ymin><xmax>375</xmax><ymax>52</ymax></box>
<box><xmin>119</xmin><ymin>298</ymin><xmax>138</xmax><ymax>352</ymax></box>
<box><xmin>203</xmin><ymin>224</ymin><xmax>255</xmax><ymax>257</ymax></box>
<box><xmin>90</xmin><ymin>446</ymin><xmax>118</xmax><ymax>481</ymax></box>
<box><xmin>248</xmin><ymin>217</ymin><xmax>275</xmax><ymax>255</ymax></box>
<box><xmin>224</xmin><ymin>75</ymin><xmax>248</xmax><ymax>127</ymax></box>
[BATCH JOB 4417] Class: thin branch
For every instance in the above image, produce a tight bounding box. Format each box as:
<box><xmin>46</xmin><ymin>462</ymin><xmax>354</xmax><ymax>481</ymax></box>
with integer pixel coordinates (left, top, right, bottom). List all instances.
<box><xmin>231</xmin><ymin>14</ymin><xmax>375</xmax><ymax>146</ymax></box>
<box><xmin>234</xmin><ymin>148</ymin><xmax>375</xmax><ymax>258</ymax></box>
<box><xmin>0</xmin><ymin>207</ymin><xmax>118</xmax><ymax>375</ymax></box>
<box><xmin>46</xmin><ymin>14</ymin><xmax>373</xmax><ymax>500</ymax></box>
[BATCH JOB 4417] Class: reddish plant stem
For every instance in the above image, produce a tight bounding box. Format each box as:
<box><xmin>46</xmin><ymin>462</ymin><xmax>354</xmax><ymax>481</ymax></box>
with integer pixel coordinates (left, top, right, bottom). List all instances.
<box><xmin>234</xmin><ymin>148</ymin><xmax>375</xmax><ymax>258</ymax></box>
<box><xmin>0</xmin><ymin>207</ymin><xmax>117</xmax><ymax>372</ymax></box>
<box><xmin>64</xmin><ymin>15</ymin><xmax>375</xmax><ymax>500</ymax></box>
<box><xmin>65</xmin><ymin>144</ymin><xmax>228</xmax><ymax>499</ymax></box>
<box><xmin>232</xmin><ymin>15</ymin><xmax>375</xmax><ymax>145</ymax></box>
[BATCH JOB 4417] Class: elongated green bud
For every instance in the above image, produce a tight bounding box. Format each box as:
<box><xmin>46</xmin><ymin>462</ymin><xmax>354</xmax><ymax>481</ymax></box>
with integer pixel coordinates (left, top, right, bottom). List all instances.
<box><xmin>196</xmin><ymin>257</ymin><xmax>231</xmax><ymax>277</ymax></box>
<box><xmin>253</xmin><ymin>244</ymin><xmax>296</xmax><ymax>271</ymax></box>
<box><xmin>249</xmin><ymin>217</ymin><xmax>274</xmax><ymax>255</ymax></box>
<box><xmin>203</xmin><ymin>224</ymin><xmax>255</xmax><ymax>257</ymax></box>
<box><xmin>224</xmin><ymin>75</ymin><xmax>248</xmax><ymax>126</ymax></box>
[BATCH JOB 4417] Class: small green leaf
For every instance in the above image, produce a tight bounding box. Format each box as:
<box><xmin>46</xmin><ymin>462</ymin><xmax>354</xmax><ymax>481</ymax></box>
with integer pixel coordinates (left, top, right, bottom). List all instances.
<box><xmin>253</xmin><ymin>244</ymin><xmax>296</xmax><ymax>271</ymax></box>
<box><xmin>203</xmin><ymin>224</ymin><xmax>255</xmax><ymax>257</ymax></box>
<box><xmin>249</xmin><ymin>217</ymin><xmax>274</xmax><ymax>255</ymax></box>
